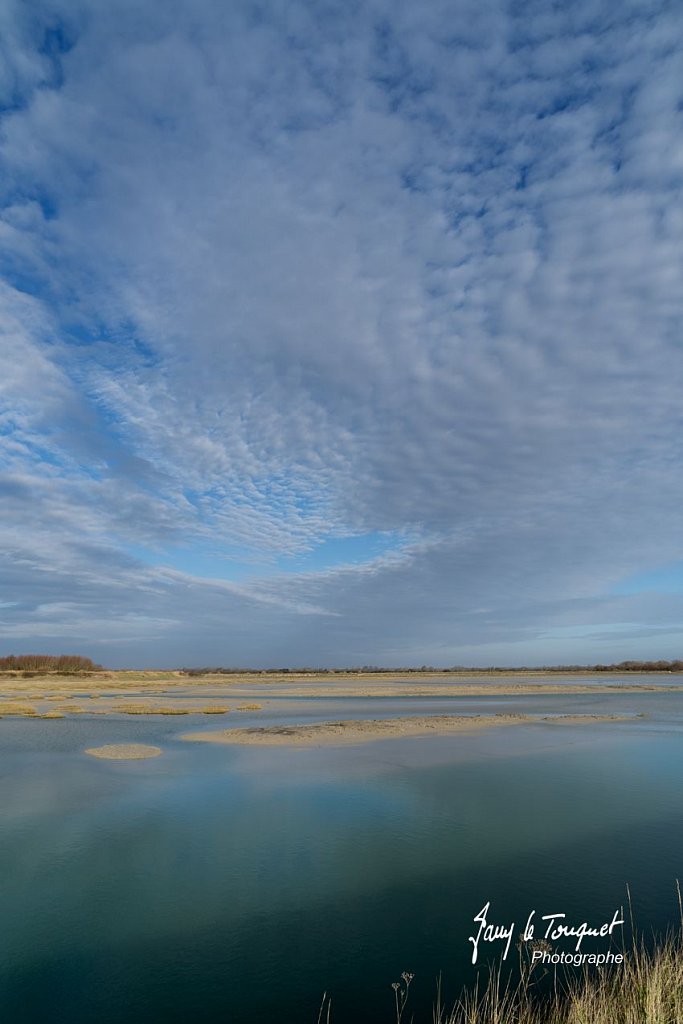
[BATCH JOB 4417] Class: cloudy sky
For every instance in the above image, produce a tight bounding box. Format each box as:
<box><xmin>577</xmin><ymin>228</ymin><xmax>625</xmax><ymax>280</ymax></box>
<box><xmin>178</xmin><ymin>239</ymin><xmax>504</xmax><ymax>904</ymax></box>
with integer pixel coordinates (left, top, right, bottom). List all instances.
<box><xmin>2</xmin><ymin>0</ymin><xmax>683</xmax><ymax>668</ymax></box>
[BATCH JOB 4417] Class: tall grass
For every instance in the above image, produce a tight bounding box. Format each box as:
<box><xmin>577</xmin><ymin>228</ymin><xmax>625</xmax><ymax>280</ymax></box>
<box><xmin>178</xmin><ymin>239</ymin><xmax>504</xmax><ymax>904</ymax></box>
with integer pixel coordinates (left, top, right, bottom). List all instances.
<box><xmin>431</xmin><ymin>931</ymin><xmax>683</xmax><ymax>1023</ymax></box>
<box><xmin>319</xmin><ymin>893</ymin><xmax>683</xmax><ymax>1024</ymax></box>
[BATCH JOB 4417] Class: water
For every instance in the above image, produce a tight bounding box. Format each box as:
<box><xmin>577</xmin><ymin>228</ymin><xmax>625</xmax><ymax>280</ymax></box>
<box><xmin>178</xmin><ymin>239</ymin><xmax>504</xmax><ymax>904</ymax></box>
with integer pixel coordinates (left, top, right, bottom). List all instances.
<box><xmin>1</xmin><ymin>689</ymin><xmax>683</xmax><ymax>1022</ymax></box>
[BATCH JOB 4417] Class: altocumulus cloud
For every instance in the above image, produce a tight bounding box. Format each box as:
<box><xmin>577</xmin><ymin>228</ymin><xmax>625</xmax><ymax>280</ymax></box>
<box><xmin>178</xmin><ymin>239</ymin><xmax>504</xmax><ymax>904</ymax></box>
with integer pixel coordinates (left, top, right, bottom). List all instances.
<box><xmin>2</xmin><ymin>0</ymin><xmax>683</xmax><ymax>667</ymax></box>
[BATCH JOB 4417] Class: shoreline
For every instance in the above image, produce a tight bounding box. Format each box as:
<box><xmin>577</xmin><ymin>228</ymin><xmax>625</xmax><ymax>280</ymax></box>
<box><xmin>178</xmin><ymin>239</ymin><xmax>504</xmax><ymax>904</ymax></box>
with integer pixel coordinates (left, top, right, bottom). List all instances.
<box><xmin>0</xmin><ymin>670</ymin><xmax>680</xmax><ymax>714</ymax></box>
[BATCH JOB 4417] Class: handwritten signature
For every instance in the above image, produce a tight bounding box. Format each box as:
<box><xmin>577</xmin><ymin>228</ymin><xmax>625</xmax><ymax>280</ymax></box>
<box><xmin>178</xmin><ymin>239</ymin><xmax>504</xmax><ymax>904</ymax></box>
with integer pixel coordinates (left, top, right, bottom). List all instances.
<box><xmin>468</xmin><ymin>901</ymin><xmax>624</xmax><ymax>964</ymax></box>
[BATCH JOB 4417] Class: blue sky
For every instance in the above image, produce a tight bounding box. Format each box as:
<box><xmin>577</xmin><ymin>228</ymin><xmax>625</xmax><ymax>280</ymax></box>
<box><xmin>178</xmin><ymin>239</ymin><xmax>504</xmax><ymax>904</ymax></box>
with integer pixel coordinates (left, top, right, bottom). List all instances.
<box><xmin>2</xmin><ymin>0</ymin><xmax>683</xmax><ymax>668</ymax></box>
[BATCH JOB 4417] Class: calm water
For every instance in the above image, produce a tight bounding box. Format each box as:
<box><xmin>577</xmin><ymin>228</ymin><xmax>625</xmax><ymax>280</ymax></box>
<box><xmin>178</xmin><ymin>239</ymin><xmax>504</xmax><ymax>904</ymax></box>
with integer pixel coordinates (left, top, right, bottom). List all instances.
<box><xmin>2</xmin><ymin>687</ymin><xmax>683</xmax><ymax>1022</ymax></box>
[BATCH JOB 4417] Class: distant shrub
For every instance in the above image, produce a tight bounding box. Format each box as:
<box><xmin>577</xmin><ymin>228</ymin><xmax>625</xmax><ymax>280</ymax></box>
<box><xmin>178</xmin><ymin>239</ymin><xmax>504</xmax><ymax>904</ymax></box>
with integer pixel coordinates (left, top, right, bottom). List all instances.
<box><xmin>0</xmin><ymin>654</ymin><xmax>103</xmax><ymax>673</ymax></box>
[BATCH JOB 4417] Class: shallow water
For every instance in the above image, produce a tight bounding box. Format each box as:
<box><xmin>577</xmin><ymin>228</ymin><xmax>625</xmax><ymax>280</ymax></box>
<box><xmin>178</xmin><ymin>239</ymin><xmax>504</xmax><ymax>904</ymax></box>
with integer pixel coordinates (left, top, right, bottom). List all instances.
<box><xmin>1</xmin><ymin>688</ymin><xmax>683</xmax><ymax>1022</ymax></box>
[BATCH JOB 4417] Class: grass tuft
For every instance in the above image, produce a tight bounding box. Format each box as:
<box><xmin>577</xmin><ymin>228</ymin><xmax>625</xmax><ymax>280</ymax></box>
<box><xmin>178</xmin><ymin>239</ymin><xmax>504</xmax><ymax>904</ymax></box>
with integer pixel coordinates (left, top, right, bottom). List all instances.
<box><xmin>0</xmin><ymin>702</ymin><xmax>37</xmax><ymax>716</ymax></box>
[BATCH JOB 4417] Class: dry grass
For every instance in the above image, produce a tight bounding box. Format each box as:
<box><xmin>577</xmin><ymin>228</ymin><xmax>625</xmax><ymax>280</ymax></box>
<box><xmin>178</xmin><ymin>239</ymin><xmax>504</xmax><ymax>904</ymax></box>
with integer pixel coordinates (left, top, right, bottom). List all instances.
<box><xmin>562</xmin><ymin>938</ymin><xmax>683</xmax><ymax>1024</ymax></box>
<box><xmin>0</xmin><ymin>702</ymin><xmax>37</xmax><ymax>716</ymax></box>
<box><xmin>319</xmin><ymin>941</ymin><xmax>683</xmax><ymax>1024</ymax></box>
<box><xmin>116</xmin><ymin>703</ymin><xmax>190</xmax><ymax>715</ymax></box>
<box><xmin>429</xmin><ymin>935</ymin><xmax>683</xmax><ymax>1024</ymax></box>
<box><xmin>319</xmin><ymin>888</ymin><xmax>683</xmax><ymax>1024</ymax></box>
<box><xmin>236</xmin><ymin>703</ymin><xmax>263</xmax><ymax>711</ymax></box>
<box><xmin>113</xmin><ymin>702</ymin><xmax>229</xmax><ymax>715</ymax></box>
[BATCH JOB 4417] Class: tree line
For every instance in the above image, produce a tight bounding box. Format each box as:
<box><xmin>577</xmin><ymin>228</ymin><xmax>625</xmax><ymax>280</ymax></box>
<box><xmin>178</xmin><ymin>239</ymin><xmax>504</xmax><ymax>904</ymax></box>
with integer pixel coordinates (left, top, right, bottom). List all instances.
<box><xmin>179</xmin><ymin>660</ymin><xmax>683</xmax><ymax>675</ymax></box>
<box><xmin>0</xmin><ymin>654</ymin><xmax>102</xmax><ymax>673</ymax></box>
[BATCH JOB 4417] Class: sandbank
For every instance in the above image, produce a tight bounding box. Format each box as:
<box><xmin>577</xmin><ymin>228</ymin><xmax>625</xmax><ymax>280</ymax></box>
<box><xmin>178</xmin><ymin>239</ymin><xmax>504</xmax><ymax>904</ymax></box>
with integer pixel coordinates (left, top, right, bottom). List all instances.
<box><xmin>84</xmin><ymin>743</ymin><xmax>163</xmax><ymax>760</ymax></box>
<box><xmin>182</xmin><ymin>713</ymin><xmax>631</xmax><ymax>747</ymax></box>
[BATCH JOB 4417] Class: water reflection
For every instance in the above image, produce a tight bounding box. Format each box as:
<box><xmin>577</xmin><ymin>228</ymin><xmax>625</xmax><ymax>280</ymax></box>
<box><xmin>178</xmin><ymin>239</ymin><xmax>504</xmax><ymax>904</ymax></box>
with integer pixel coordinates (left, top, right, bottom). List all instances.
<box><xmin>1</xmin><ymin>693</ymin><xmax>683</xmax><ymax>1023</ymax></box>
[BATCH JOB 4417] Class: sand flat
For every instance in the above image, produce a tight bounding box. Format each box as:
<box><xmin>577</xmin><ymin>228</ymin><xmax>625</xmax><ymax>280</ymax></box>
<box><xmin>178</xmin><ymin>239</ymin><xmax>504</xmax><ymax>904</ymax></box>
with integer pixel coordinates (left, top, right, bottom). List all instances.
<box><xmin>181</xmin><ymin>713</ymin><xmax>631</xmax><ymax>747</ymax></box>
<box><xmin>0</xmin><ymin>668</ymin><xmax>660</xmax><ymax>718</ymax></box>
<box><xmin>85</xmin><ymin>743</ymin><xmax>163</xmax><ymax>760</ymax></box>
<box><xmin>1</xmin><ymin>668</ymin><xmax>681</xmax><ymax>708</ymax></box>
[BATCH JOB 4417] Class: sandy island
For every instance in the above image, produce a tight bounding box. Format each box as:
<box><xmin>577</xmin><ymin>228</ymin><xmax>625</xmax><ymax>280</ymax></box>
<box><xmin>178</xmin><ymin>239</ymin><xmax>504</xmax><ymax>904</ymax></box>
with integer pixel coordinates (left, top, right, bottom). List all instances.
<box><xmin>182</xmin><ymin>713</ymin><xmax>632</xmax><ymax>747</ymax></box>
<box><xmin>85</xmin><ymin>743</ymin><xmax>163</xmax><ymax>760</ymax></box>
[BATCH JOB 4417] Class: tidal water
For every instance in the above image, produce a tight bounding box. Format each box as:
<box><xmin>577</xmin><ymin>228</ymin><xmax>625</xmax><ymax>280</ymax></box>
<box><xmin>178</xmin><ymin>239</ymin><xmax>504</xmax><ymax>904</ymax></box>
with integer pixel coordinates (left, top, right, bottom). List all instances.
<box><xmin>1</xmin><ymin>686</ymin><xmax>683</xmax><ymax>1023</ymax></box>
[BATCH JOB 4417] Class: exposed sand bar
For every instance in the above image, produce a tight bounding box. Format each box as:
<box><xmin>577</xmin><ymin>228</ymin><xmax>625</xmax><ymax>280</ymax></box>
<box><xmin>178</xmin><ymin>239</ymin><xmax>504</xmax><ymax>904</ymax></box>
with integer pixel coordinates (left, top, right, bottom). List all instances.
<box><xmin>226</xmin><ymin>683</ymin><xmax>676</xmax><ymax>698</ymax></box>
<box><xmin>85</xmin><ymin>743</ymin><xmax>163</xmax><ymax>760</ymax></box>
<box><xmin>182</xmin><ymin>713</ymin><xmax>633</xmax><ymax>747</ymax></box>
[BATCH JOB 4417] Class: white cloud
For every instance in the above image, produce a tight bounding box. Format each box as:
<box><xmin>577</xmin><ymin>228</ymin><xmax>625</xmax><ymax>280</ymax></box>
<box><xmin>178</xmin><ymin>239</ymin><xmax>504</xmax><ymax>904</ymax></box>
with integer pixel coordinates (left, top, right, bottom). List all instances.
<box><xmin>2</xmin><ymin>0</ymin><xmax>683</xmax><ymax>665</ymax></box>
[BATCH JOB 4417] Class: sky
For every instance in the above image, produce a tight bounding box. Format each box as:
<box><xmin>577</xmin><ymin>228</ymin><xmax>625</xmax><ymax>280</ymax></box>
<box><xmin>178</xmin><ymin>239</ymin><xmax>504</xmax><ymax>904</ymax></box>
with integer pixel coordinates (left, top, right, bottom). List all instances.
<box><xmin>2</xmin><ymin>0</ymin><xmax>683</xmax><ymax>669</ymax></box>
